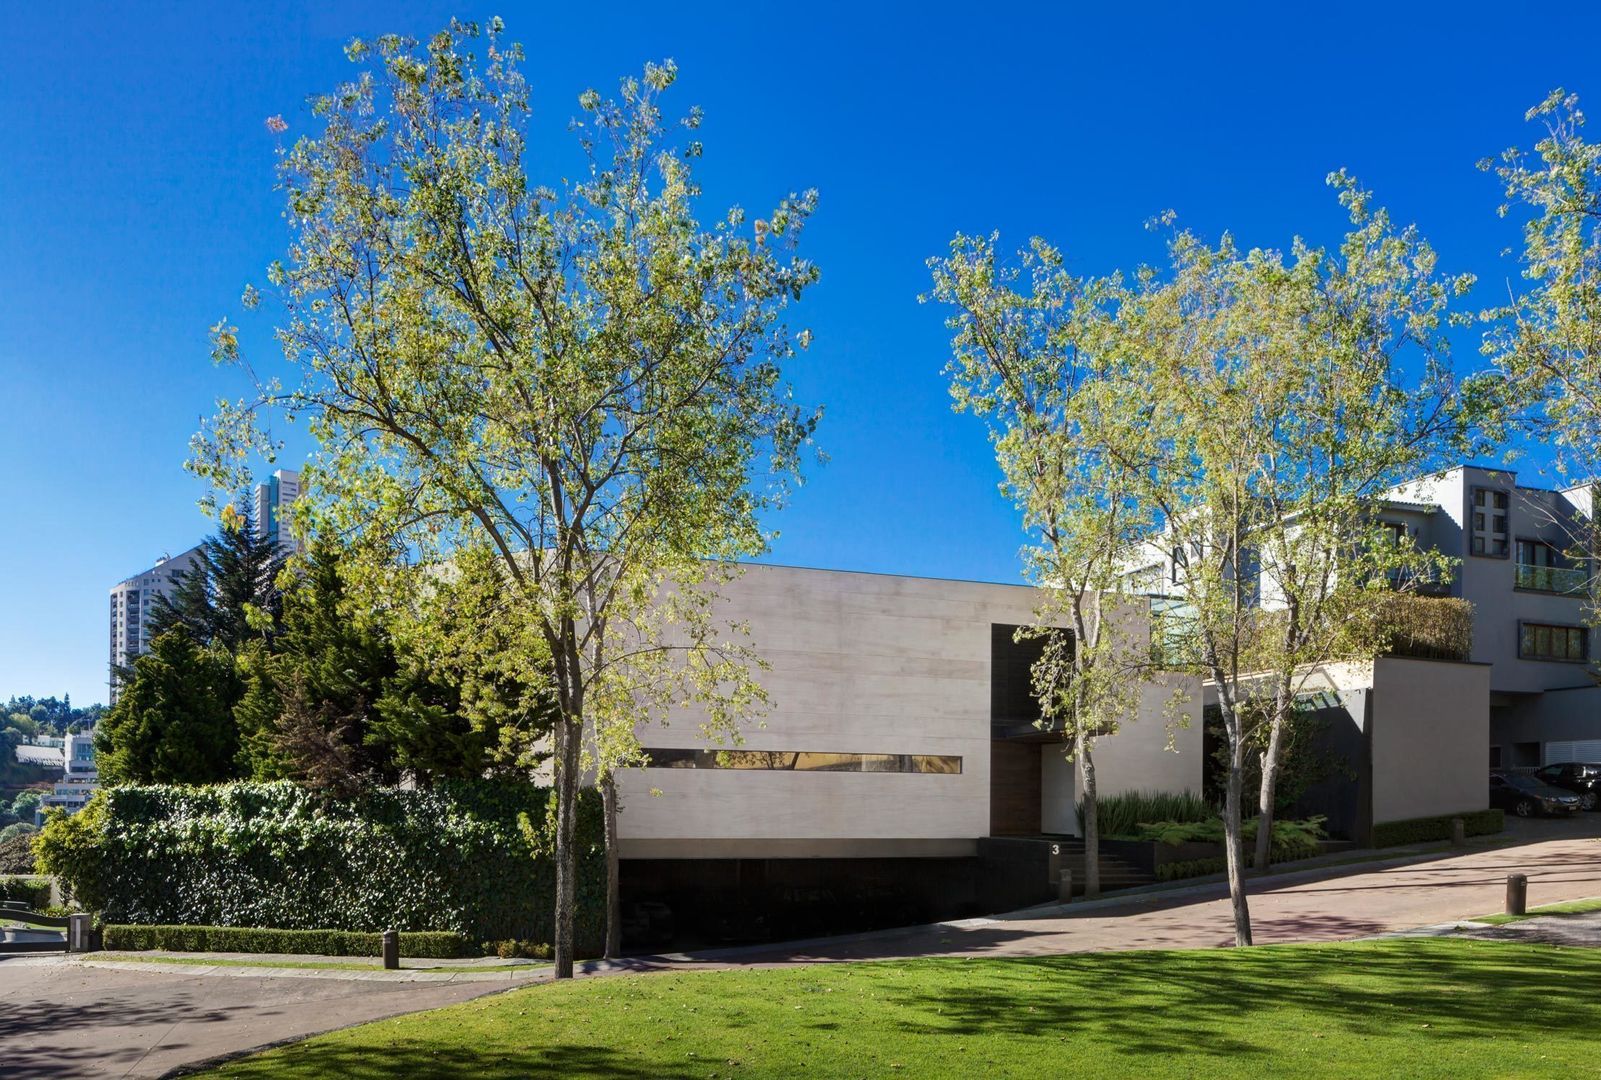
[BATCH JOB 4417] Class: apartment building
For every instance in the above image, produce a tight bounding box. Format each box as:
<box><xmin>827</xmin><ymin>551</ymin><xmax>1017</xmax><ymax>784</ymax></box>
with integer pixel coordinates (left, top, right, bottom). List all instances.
<box><xmin>1384</xmin><ymin>465</ymin><xmax>1599</xmax><ymax>767</ymax></box>
<box><xmin>107</xmin><ymin>546</ymin><xmax>204</xmax><ymax>702</ymax></box>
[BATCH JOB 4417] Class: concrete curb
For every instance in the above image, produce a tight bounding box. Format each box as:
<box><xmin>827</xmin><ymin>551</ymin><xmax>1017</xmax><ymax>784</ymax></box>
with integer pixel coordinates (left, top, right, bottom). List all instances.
<box><xmin>70</xmin><ymin>957</ymin><xmax>555</xmax><ymax>984</ymax></box>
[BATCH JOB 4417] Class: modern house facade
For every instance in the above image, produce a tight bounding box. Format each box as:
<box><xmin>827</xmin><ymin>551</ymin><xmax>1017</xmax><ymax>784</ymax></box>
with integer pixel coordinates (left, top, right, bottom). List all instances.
<box><xmin>107</xmin><ymin>546</ymin><xmax>204</xmax><ymax>703</ymax></box>
<box><xmin>1383</xmin><ymin>466</ymin><xmax>1599</xmax><ymax>768</ymax></box>
<box><xmin>35</xmin><ymin>731</ymin><xmax>98</xmax><ymax>822</ymax></box>
<box><xmin>615</xmin><ymin>563</ymin><xmax>1203</xmax><ymax>861</ymax></box>
<box><xmin>612</xmin><ymin>563</ymin><xmax>1203</xmax><ymax>937</ymax></box>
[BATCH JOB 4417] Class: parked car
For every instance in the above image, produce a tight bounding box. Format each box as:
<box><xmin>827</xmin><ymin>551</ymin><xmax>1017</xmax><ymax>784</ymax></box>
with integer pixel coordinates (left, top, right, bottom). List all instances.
<box><xmin>1531</xmin><ymin>762</ymin><xmax>1601</xmax><ymax>812</ymax></box>
<box><xmin>1489</xmin><ymin>771</ymin><xmax>1583</xmax><ymax>817</ymax></box>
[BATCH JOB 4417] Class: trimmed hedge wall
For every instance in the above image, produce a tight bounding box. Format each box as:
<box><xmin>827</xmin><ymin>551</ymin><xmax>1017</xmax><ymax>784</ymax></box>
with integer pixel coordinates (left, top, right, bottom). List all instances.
<box><xmin>102</xmin><ymin>924</ymin><xmax>473</xmax><ymax>958</ymax></box>
<box><xmin>1372</xmin><ymin>808</ymin><xmax>1503</xmax><ymax>848</ymax></box>
<box><xmin>35</xmin><ymin>780</ymin><xmax>604</xmax><ymax>952</ymax></box>
<box><xmin>0</xmin><ymin>875</ymin><xmax>53</xmax><ymax>909</ymax></box>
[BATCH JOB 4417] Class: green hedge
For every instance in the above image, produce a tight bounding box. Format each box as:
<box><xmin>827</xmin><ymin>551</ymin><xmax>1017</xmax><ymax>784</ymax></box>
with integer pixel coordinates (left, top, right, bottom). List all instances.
<box><xmin>35</xmin><ymin>780</ymin><xmax>605</xmax><ymax>951</ymax></box>
<box><xmin>102</xmin><ymin>924</ymin><xmax>473</xmax><ymax>958</ymax></box>
<box><xmin>1372</xmin><ymin>808</ymin><xmax>1503</xmax><ymax>848</ymax></box>
<box><xmin>0</xmin><ymin>875</ymin><xmax>52</xmax><ymax>909</ymax></box>
<box><xmin>1157</xmin><ymin>857</ymin><xmax>1227</xmax><ymax>882</ymax></box>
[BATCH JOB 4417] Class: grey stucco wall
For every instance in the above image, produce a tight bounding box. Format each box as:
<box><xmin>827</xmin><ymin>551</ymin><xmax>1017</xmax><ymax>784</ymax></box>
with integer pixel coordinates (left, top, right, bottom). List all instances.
<box><xmin>1370</xmin><ymin>656</ymin><xmax>1490</xmax><ymax>823</ymax></box>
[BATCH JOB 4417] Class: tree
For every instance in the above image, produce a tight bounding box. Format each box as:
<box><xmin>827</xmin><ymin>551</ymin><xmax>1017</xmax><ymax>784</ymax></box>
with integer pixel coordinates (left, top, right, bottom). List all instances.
<box><xmin>1116</xmin><ymin>177</ymin><xmax>1484</xmax><ymax>941</ymax></box>
<box><xmin>192</xmin><ymin>23</ymin><xmax>818</xmax><ymax>977</ymax></box>
<box><xmin>149</xmin><ymin>503</ymin><xmax>288</xmax><ymax>653</ymax></box>
<box><xmin>1482</xmin><ymin>90</ymin><xmax>1601</xmax><ymax>567</ymax></box>
<box><xmin>95</xmin><ymin>630</ymin><xmax>241</xmax><ymax>784</ymax></box>
<box><xmin>926</xmin><ymin>234</ymin><xmax>1176</xmax><ymax>899</ymax></box>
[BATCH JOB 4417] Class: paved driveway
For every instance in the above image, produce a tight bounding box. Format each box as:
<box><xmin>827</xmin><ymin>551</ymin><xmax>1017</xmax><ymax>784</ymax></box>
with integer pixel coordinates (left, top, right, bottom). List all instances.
<box><xmin>699</xmin><ymin>824</ymin><xmax>1601</xmax><ymax>967</ymax></box>
<box><xmin>0</xmin><ymin>958</ymin><xmax>499</xmax><ymax>1078</ymax></box>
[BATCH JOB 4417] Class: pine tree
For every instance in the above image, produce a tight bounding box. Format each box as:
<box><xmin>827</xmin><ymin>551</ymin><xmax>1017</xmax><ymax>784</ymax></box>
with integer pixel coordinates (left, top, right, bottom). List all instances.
<box><xmin>95</xmin><ymin>630</ymin><xmax>242</xmax><ymax>784</ymax></box>
<box><xmin>149</xmin><ymin>501</ymin><xmax>287</xmax><ymax>652</ymax></box>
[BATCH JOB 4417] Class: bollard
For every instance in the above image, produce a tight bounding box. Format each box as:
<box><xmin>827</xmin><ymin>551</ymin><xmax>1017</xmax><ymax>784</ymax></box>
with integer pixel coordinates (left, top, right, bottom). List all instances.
<box><xmin>1451</xmin><ymin>817</ymin><xmax>1466</xmax><ymax>848</ymax></box>
<box><xmin>1506</xmin><ymin>873</ymin><xmax>1528</xmax><ymax>917</ymax></box>
<box><xmin>1058</xmin><ymin>868</ymin><xmax>1074</xmax><ymax>904</ymax></box>
<box><xmin>382</xmin><ymin>929</ymin><xmax>400</xmax><ymax>970</ymax></box>
<box><xmin>67</xmin><ymin>913</ymin><xmax>92</xmax><ymax>953</ymax></box>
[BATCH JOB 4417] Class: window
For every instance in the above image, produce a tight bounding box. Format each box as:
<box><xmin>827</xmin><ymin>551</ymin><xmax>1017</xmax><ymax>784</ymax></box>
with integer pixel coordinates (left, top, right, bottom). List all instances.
<box><xmin>1519</xmin><ymin>621</ymin><xmax>1588</xmax><ymax>662</ymax></box>
<box><xmin>1470</xmin><ymin>487</ymin><xmax>1509</xmax><ymax>557</ymax></box>
<box><xmin>1380</xmin><ymin>521</ymin><xmax>1407</xmax><ymax>547</ymax></box>
<box><xmin>642</xmin><ymin>748</ymin><xmax>962</xmax><ymax>774</ymax></box>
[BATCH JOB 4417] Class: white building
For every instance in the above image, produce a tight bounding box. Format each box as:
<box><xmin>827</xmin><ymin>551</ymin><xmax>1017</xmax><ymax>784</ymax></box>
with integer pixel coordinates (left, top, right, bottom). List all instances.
<box><xmin>253</xmin><ymin>468</ymin><xmax>301</xmax><ymax>552</ymax></box>
<box><xmin>27</xmin><ymin>731</ymin><xmax>99</xmax><ymax>823</ymax></box>
<box><xmin>108</xmin><ymin>546</ymin><xmax>204</xmax><ymax>702</ymax></box>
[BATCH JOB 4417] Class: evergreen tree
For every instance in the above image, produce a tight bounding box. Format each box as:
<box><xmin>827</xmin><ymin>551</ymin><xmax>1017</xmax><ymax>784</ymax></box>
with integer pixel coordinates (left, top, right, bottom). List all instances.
<box><xmin>95</xmin><ymin>630</ymin><xmax>242</xmax><ymax>784</ymax></box>
<box><xmin>234</xmin><ymin>541</ymin><xmax>400</xmax><ymax>790</ymax></box>
<box><xmin>150</xmin><ymin>501</ymin><xmax>288</xmax><ymax>652</ymax></box>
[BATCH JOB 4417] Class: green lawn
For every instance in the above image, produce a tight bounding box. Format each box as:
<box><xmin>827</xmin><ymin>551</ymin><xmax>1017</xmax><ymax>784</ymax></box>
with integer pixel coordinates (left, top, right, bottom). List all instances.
<box><xmin>1474</xmin><ymin>895</ymin><xmax>1601</xmax><ymax>925</ymax></box>
<box><xmin>198</xmin><ymin>938</ymin><xmax>1598</xmax><ymax>1079</ymax></box>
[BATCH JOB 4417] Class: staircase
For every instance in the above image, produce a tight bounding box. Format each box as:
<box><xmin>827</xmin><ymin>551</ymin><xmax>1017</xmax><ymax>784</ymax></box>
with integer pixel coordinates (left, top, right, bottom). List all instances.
<box><xmin>977</xmin><ymin>836</ymin><xmax>1155</xmax><ymax>911</ymax></box>
<box><xmin>1048</xmin><ymin>838</ymin><xmax>1155</xmax><ymax>896</ymax></box>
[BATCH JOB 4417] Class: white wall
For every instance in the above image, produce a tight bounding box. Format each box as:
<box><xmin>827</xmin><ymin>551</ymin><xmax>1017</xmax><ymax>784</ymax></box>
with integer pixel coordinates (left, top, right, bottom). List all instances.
<box><xmin>615</xmin><ymin>564</ymin><xmax>1197</xmax><ymax>857</ymax></box>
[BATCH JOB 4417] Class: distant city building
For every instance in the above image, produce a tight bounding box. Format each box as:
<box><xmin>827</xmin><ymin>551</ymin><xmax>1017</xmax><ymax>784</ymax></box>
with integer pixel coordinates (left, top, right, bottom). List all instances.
<box><xmin>254</xmin><ymin>468</ymin><xmax>302</xmax><ymax>551</ymax></box>
<box><xmin>35</xmin><ymin>730</ymin><xmax>98</xmax><ymax>823</ymax></box>
<box><xmin>107</xmin><ymin>546</ymin><xmax>204</xmax><ymax>703</ymax></box>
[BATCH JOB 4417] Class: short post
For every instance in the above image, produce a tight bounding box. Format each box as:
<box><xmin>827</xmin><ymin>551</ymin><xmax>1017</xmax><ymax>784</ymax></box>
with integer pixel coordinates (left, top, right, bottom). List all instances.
<box><xmin>67</xmin><ymin>914</ymin><xmax>92</xmax><ymax>953</ymax></box>
<box><xmin>381</xmin><ymin>929</ymin><xmax>399</xmax><ymax>970</ymax></box>
<box><xmin>1506</xmin><ymin>873</ymin><xmax>1528</xmax><ymax>917</ymax></box>
<box><xmin>1058</xmin><ymin>868</ymin><xmax>1073</xmax><ymax>904</ymax></box>
<box><xmin>1450</xmin><ymin>817</ymin><xmax>1466</xmax><ymax>848</ymax></box>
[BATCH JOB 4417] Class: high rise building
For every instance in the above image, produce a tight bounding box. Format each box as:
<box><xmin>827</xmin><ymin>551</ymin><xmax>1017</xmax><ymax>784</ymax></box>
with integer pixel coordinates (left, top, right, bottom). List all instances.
<box><xmin>107</xmin><ymin>545</ymin><xmax>204</xmax><ymax>702</ymax></box>
<box><xmin>254</xmin><ymin>468</ymin><xmax>302</xmax><ymax>551</ymax></box>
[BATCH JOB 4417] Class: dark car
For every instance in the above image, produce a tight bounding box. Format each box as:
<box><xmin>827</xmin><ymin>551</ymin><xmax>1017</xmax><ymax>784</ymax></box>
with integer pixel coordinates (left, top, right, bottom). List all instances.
<box><xmin>1532</xmin><ymin>762</ymin><xmax>1601</xmax><ymax>812</ymax></box>
<box><xmin>1490</xmin><ymin>771</ymin><xmax>1583</xmax><ymax>817</ymax></box>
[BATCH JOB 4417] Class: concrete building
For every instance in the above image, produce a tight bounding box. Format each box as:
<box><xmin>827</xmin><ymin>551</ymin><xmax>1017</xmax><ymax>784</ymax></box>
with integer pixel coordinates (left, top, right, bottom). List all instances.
<box><xmin>253</xmin><ymin>468</ymin><xmax>301</xmax><ymax>551</ymax></box>
<box><xmin>36</xmin><ymin>731</ymin><xmax>98</xmax><ymax>822</ymax></box>
<box><xmin>613</xmin><ymin>564</ymin><xmax>1203</xmax><ymax>934</ymax></box>
<box><xmin>108</xmin><ymin>546</ymin><xmax>204</xmax><ymax>702</ymax></box>
<box><xmin>1382</xmin><ymin>466</ymin><xmax>1599</xmax><ymax>768</ymax></box>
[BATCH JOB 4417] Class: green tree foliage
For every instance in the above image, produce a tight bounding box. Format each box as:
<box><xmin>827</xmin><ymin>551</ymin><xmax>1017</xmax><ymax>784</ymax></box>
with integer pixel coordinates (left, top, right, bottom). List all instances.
<box><xmin>0</xmin><ymin>695</ymin><xmax>101</xmax><ymax>737</ymax></box>
<box><xmin>95</xmin><ymin>630</ymin><xmax>242</xmax><ymax>784</ymax></box>
<box><xmin>149</xmin><ymin>502</ymin><xmax>287</xmax><ymax>653</ymax></box>
<box><xmin>1482</xmin><ymin>90</ymin><xmax>1601</xmax><ymax>575</ymax></box>
<box><xmin>927</xmin><ymin>235</ymin><xmax>1181</xmax><ymax>899</ymax></box>
<box><xmin>1116</xmin><ymin>178</ymin><xmax>1487</xmax><ymax>941</ymax></box>
<box><xmin>192</xmin><ymin>23</ymin><xmax>818</xmax><ymax>975</ymax></box>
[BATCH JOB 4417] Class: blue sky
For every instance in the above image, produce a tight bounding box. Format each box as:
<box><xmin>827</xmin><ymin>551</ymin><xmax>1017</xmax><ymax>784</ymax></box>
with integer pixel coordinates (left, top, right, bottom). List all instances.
<box><xmin>3</xmin><ymin>1</ymin><xmax>1597</xmax><ymax>705</ymax></box>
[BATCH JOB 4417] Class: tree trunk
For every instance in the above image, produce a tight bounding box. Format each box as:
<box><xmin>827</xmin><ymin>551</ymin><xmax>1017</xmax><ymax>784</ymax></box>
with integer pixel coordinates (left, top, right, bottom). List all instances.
<box><xmin>1222</xmin><ymin>708</ymin><xmax>1254</xmax><ymax>946</ymax></box>
<box><xmin>601</xmin><ymin>773</ymin><xmax>621</xmax><ymax>960</ymax></box>
<box><xmin>1254</xmin><ymin>697</ymin><xmax>1289</xmax><ymax>873</ymax></box>
<box><xmin>552</xmin><ymin>712</ymin><xmax>582</xmax><ymax>979</ymax></box>
<box><xmin>1079</xmin><ymin>735</ymin><xmax>1101</xmax><ymax>899</ymax></box>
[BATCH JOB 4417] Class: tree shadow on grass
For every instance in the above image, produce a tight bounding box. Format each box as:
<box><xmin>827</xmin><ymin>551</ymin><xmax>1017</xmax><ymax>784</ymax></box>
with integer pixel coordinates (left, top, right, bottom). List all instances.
<box><xmin>875</xmin><ymin>939</ymin><xmax>1601</xmax><ymax>1065</ymax></box>
<box><xmin>208</xmin><ymin>1040</ymin><xmax>703</xmax><ymax>1080</ymax></box>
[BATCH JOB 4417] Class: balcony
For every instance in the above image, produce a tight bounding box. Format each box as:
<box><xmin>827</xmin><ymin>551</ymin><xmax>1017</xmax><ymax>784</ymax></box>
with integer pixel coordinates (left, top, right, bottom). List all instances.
<box><xmin>1515</xmin><ymin>563</ymin><xmax>1589</xmax><ymax>596</ymax></box>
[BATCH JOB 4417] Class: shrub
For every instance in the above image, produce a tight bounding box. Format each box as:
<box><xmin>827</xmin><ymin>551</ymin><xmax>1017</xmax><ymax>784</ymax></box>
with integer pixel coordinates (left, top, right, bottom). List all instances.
<box><xmin>0</xmin><ymin>875</ymin><xmax>52</xmax><ymax>909</ymax></box>
<box><xmin>1371</xmin><ymin>808</ymin><xmax>1503</xmax><ymax>848</ymax></box>
<box><xmin>489</xmin><ymin>938</ymin><xmax>554</xmax><ymax>960</ymax></box>
<box><xmin>101</xmin><ymin>924</ymin><xmax>473</xmax><ymax>958</ymax></box>
<box><xmin>35</xmin><ymin>779</ymin><xmax>605</xmax><ymax>950</ymax></box>
<box><xmin>1079</xmin><ymin>790</ymin><xmax>1213</xmax><ymax>838</ymax></box>
<box><xmin>1371</xmin><ymin>594</ymin><xmax>1474</xmax><ymax>662</ymax></box>
<box><xmin>0</xmin><ymin>832</ymin><xmax>37</xmax><ymax>874</ymax></box>
<box><xmin>1134</xmin><ymin>815</ymin><xmax>1325</xmax><ymax>858</ymax></box>
<box><xmin>1156</xmin><ymin>857</ymin><xmax>1226</xmax><ymax>882</ymax></box>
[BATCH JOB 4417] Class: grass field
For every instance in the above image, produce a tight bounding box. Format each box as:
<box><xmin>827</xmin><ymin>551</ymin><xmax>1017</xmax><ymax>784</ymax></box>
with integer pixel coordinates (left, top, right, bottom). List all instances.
<box><xmin>1474</xmin><ymin>895</ymin><xmax>1601</xmax><ymax>925</ymax></box>
<box><xmin>198</xmin><ymin>938</ymin><xmax>1598</xmax><ymax>1079</ymax></box>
